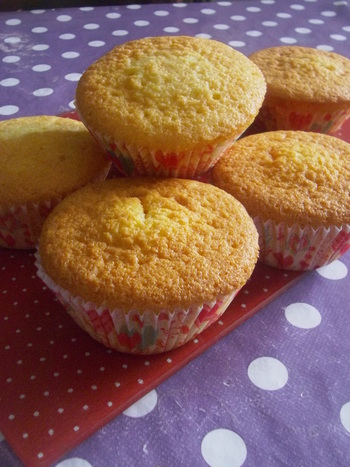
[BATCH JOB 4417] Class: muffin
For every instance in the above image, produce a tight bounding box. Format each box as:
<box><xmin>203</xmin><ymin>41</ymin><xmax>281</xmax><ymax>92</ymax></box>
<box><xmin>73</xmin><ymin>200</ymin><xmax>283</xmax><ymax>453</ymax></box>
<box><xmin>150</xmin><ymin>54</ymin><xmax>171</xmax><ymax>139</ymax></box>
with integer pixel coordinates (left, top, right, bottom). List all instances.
<box><xmin>75</xmin><ymin>35</ymin><xmax>266</xmax><ymax>178</ymax></box>
<box><xmin>36</xmin><ymin>177</ymin><xmax>259</xmax><ymax>354</ymax></box>
<box><xmin>0</xmin><ymin>116</ymin><xmax>111</xmax><ymax>249</ymax></box>
<box><xmin>212</xmin><ymin>131</ymin><xmax>350</xmax><ymax>270</ymax></box>
<box><xmin>249</xmin><ymin>46</ymin><xmax>350</xmax><ymax>133</ymax></box>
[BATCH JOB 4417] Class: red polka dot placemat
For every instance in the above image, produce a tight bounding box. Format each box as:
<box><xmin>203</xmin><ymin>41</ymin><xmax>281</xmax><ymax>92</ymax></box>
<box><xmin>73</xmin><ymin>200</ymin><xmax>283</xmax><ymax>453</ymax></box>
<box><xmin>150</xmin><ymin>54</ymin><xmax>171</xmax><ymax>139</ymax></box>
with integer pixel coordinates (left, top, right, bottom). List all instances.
<box><xmin>1</xmin><ymin>249</ymin><xmax>303</xmax><ymax>467</ymax></box>
<box><xmin>1</xmin><ymin>118</ymin><xmax>349</xmax><ymax>467</ymax></box>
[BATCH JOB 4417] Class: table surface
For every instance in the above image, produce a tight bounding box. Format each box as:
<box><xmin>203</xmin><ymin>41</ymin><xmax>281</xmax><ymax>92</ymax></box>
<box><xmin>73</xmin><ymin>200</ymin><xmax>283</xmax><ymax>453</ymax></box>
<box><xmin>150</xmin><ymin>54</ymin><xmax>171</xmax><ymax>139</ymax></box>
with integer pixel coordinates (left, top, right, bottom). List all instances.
<box><xmin>1</xmin><ymin>1</ymin><xmax>350</xmax><ymax>466</ymax></box>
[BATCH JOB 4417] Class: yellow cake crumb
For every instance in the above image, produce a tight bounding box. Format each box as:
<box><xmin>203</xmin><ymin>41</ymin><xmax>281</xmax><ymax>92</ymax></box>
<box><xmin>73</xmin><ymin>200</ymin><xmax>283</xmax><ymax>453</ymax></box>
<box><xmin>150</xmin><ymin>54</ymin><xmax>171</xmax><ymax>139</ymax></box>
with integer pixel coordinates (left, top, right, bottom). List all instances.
<box><xmin>212</xmin><ymin>131</ymin><xmax>350</xmax><ymax>226</ymax></box>
<box><xmin>39</xmin><ymin>178</ymin><xmax>259</xmax><ymax>312</ymax></box>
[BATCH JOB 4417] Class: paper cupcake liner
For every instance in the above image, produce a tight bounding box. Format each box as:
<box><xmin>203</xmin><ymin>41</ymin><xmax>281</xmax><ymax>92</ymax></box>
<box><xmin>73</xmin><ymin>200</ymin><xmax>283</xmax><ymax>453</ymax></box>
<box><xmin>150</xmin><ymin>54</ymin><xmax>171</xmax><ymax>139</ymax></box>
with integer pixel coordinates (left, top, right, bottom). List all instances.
<box><xmin>35</xmin><ymin>254</ymin><xmax>238</xmax><ymax>354</ymax></box>
<box><xmin>256</xmin><ymin>102</ymin><xmax>350</xmax><ymax>134</ymax></box>
<box><xmin>254</xmin><ymin>216</ymin><xmax>350</xmax><ymax>270</ymax></box>
<box><xmin>0</xmin><ymin>164</ymin><xmax>111</xmax><ymax>250</ymax></box>
<box><xmin>82</xmin><ymin>121</ymin><xmax>240</xmax><ymax>178</ymax></box>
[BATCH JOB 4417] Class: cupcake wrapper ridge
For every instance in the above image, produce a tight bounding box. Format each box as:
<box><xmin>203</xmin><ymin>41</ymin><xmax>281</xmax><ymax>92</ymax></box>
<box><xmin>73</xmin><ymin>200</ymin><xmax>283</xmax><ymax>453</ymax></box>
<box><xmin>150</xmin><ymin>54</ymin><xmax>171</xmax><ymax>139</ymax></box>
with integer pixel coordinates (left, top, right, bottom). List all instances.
<box><xmin>0</xmin><ymin>164</ymin><xmax>111</xmax><ymax>250</ymax></box>
<box><xmin>256</xmin><ymin>103</ymin><xmax>350</xmax><ymax>134</ymax></box>
<box><xmin>254</xmin><ymin>216</ymin><xmax>350</xmax><ymax>270</ymax></box>
<box><xmin>83</xmin><ymin>122</ymin><xmax>240</xmax><ymax>179</ymax></box>
<box><xmin>35</xmin><ymin>253</ymin><xmax>238</xmax><ymax>354</ymax></box>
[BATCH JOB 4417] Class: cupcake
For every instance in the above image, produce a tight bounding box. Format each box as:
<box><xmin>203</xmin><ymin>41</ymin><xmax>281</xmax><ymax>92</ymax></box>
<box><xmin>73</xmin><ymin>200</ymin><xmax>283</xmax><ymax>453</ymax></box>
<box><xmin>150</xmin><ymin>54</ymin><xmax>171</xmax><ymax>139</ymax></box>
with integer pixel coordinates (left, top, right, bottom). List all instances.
<box><xmin>212</xmin><ymin>131</ymin><xmax>350</xmax><ymax>270</ymax></box>
<box><xmin>0</xmin><ymin>116</ymin><xmax>111</xmax><ymax>249</ymax></box>
<box><xmin>36</xmin><ymin>177</ymin><xmax>259</xmax><ymax>354</ymax></box>
<box><xmin>249</xmin><ymin>46</ymin><xmax>350</xmax><ymax>133</ymax></box>
<box><xmin>75</xmin><ymin>35</ymin><xmax>266</xmax><ymax>178</ymax></box>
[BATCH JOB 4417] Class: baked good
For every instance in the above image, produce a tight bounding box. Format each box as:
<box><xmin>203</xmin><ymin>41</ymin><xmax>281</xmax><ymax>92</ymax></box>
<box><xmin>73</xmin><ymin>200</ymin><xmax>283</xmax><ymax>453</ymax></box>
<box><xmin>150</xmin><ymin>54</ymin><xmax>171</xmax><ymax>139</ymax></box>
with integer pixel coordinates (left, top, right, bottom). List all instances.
<box><xmin>0</xmin><ymin>115</ymin><xmax>111</xmax><ymax>249</ymax></box>
<box><xmin>37</xmin><ymin>177</ymin><xmax>259</xmax><ymax>354</ymax></box>
<box><xmin>249</xmin><ymin>46</ymin><xmax>350</xmax><ymax>133</ymax></box>
<box><xmin>75</xmin><ymin>35</ymin><xmax>266</xmax><ymax>178</ymax></box>
<box><xmin>212</xmin><ymin>131</ymin><xmax>350</xmax><ymax>270</ymax></box>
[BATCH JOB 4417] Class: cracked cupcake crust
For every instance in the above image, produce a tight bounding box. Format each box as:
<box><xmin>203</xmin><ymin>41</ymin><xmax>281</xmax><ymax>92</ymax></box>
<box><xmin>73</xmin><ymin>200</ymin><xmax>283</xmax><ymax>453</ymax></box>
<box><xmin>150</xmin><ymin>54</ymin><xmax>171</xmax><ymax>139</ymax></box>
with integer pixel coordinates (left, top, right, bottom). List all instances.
<box><xmin>39</xmin><ymin>178</ymin><xmax>258</xmax><ymax>313</ymax></box>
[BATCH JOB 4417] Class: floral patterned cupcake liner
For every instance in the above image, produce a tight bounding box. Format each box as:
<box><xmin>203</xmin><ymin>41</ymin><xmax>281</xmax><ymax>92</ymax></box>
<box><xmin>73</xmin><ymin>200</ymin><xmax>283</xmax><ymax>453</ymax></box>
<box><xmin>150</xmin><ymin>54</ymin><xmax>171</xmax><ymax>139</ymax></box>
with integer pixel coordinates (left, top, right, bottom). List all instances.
<box><xmin>256</xmin><ymin>102</ymin><xmax>350</xmax><ymax>134</ymax></box>
<box><xmin>80</xmin><ymin>117</ymin><xmax>240</xmax><ymax>178</ymax></box>
<box><xmin>35</xmin><ymin>254</ymin><xmax>238</xmax><ymax>355</ymax></box>
<box><xmin>0</xmin><ymin>164</ymin><xmax>111</xmax><ymax>250</ymax></box>
<box><xmin>254</xmin><ymin>216</ymin><xmax>350</xmax><ymax>270</ymax></box>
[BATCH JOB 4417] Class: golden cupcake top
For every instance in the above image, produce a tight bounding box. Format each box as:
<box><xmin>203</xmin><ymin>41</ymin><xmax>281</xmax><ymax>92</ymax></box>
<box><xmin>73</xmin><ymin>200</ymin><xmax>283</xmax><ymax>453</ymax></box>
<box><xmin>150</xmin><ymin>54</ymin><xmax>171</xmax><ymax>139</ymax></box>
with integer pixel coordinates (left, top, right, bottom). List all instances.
<box><xmin>249</xmin><ymin>46</ymin><xmax>350</xmax><ymax>104</ymax></box>
<box><xmin>0</xmin><ymin>116</ymin><xmax>110</xmax><ymax>206</ymax></box>
<box><xmin>39</xmin><ymin>177</ymin><xmax>259</xmax><ymax>312</ymax></box>
<box><xmin>75</xmin><ymin>35</ymin><xmax>266</xmax><ymax>153</ymax></box>
<box><xmin>212</xmin><ymin>131</ymin><xmax>350</xmax><ymax>226</ymax></box>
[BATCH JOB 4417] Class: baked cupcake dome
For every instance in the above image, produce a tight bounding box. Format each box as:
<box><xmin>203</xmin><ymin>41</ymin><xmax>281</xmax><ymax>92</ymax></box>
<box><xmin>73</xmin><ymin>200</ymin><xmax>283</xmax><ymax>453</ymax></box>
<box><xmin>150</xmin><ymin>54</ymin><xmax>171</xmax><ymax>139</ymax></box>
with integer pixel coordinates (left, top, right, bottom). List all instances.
<box><xmin>212</xmin><ymin>131</ymin><xmax>350</xmax><ymax>270</ymax></box>
<box><xmin>249</xmin><ymin>46</ymin><xmax>350</xmax><ymax>133</ymax></box>
<box><xmin>75</xmin><ymin>35</ymin><xmax>266</xmax><ymax>178</ymax></box>
<box><xmin>37</xmin><ymin>177</ymin><xmax>259</xmax><ymax>354</ymax></box>
<box><xmin>0</xmin><ymin>116</ymin><xmax>111</xmax><ymax>249</ymax></box>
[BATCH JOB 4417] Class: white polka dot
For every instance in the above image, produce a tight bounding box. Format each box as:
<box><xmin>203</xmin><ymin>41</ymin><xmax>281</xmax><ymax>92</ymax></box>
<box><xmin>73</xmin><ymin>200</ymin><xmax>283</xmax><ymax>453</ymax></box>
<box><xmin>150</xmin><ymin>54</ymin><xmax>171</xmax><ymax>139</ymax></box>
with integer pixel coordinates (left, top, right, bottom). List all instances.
<box><xmin>201</xmin><ymin>429</ymin><xmax>247</xmax><ymax>467</ymax></box>
<box><xmin>62</xmin><ymin>51</ymin><xmax>80</xmax><ymax>59</ymax></box>
<box><xmin>88</xmin><ymin>40</ymin><xmax>105</xmax><ymax>47</ymax></box>
<box><xmin>246</xmin><ymin>30</ymin><xmax>263</xmax><ymax>37</ymax></box>
<box><xmin>65</xmin><ymin>73</ymin><xmax>82</xmax><ymax>82</ymax></box>
<box><xmin>317</xmin><ymin>44</ymin><xmax>334</xmax><ymax>51</ymax></box>
<box><xmin>183</xmin><ymin>18</ymin><xmax>199</xmax><ymax>24</ymax></box>
<box><xmin>112</xmin><ymin>30</ymin><xmax>129</xmax><ymax>37</ymax></box>
<box><xmin>262</xmin><ymin>21</ymin><xmax>278</xmax><ymax>27</ymax></box>
<box><xmin>6</xmin><ymin>19</ymin><xmax>21</xmax><ymax>26</ymax></box>
<box><xmin>59</xmin><ymin>33</ymin><xmax>76</xmax><ymax>40</ymax></box>
<box><xmin>127</xmin><ymin>4</ymin><xmax>142</xmax><ymax>9</ymax></box>
<box><xmin>214</xmin><ymin>24</ymin><xmax>230</xmax><ymax>30</ymax></box>
<box><xmin>321</xmin><ymin>10</ymin><xmax>337</xmax><ymax>17</ymax></box>
<box><xmin>31</xmin><ymin>27</ymin><xmax>48</xmax><ymax>33</ymax></box>
<box><xmin>246</xmin><ymin>6</ymin><xmax>261</xmax><ymax>12</ymax></box>
<box><xmin>31</xmin><ymin>9</ymin><xmax>45</xmax><ymax>14</ymax></box>
<box><xmin>228</xmin><ymin>40</ymin><xmax>246</xmax><ymax>48</ymax></box>
<box><xmin>83</xmin><ymin>23</ymin><xmax>100</xmax><ymax>30</ymax></box>
<box><xmin>2</xmin><ymin>55</ymin><xmax>20</xmax><ymax>63</ymax></box>
<box><xmin>295</xmin><ymin>27</ymin><xmax>311</xmax><ymax>34</ymax></box>
<box><xmin>4</xmin><ymin>37</ymin><xmax>21</xmax><ymax>44</ymax></box>
<box><xmin>123</xmin><ymin>390</ymin><xmax>158</xmax><ymax>418</ymax></box>
<box><xmin>248</xmin><ymin>357</ymin><xmax>288</xmax><ymax>390</ymax></box>
<box><xmin>163</xmin><ymin>27</ymin><xmax>180</xmax><ymax>33</ymax></box>
<box><xmin>317</xmin><ymin>260</ymin><xmax>348</xmax><ymax>280</ymax></box>
<box><xmin>280</xmin><ymin>37</ymin><xmax>297</xmax><ymax>44</ymax></box>
<box><xmin>0</xmin><ymin>78</ymin><xmax>19</xmax><ymax>87</ymax></box>
<box><xmin>55</xmin><ymin>458</ymin><xmax>92</xmax><ymax>467</ymax></box>
<box><xmin>32</xmin><ymin>64</ymin><xmax>51</xmax><ymax>72</ymax></box>
<box><xmin>106</xmin><ymin>12</ymin><xmax>121</xmax><ymax>19</ymax></box>
<box><xmin>309</xmin><ymin>19</ymin><xmax>324</xmax><ymax>25</ymax></box>
<box><xmin>134</xmin><ymin>20</ymin><xmax>150</xmax><ymax>27</ymax></box>
<box><xmin>340</xmin><ymin>402</ymin><xmax>350</xmax><ymax>433</ymax></box>
<box><xmin>201</xmin><ymin>8</ymin><xmax>216</xmax><ymax>15</ymax></box>
<box><xmin>195</xmin><ymin>32</ymin><xmax>212</xmax><ymax>39</ymax></box>
<box><xmin>290</xmin><ymin>4</ymin><xmax>305</xmax><ymax>10</ymax></box>
<box><xmin>284</xmin><ymin>302</ymin><xmax>322</xmax><ymax>329</ymax></box>
<box><xmin>330</xmin><ymin>34</ymin><xmax>347</xmax><ymax>41</ymax></box>
<box><xmin>154</xmin><ymin>10</ymin><xmax>169</xmax><ymax>17</ymax></box>
<box><xmin>57</xmin><ymin>15</ymin><xmax>72</xmax><ymax>22</ymax></box>
<box><xmin>32</xmin><ymin>44</ymin><xmax>49</xmax><ymax>51</ymax></box>
<box><xmin>80</xmin><ymin>6</ymin><xmax>94</xmax><ymax>11</ymax></box>
<box><xmin>230</xmin><ymin>15</ymin><xmax>246</xmax><ymax>21</ymax></box>
<box><xmin>276</xmin><ymin>12</ymin><xmax>292</xmax><ymax>19</ymax></box>
<box><xmin>343</xmin><ymin>26</ymin><xmax>350</xmax><ymax>32</ymax></box>
<box><xmin>0</xmin><ymin>105</ymin><xmax>19</xmax><ymax>116</ymax></box>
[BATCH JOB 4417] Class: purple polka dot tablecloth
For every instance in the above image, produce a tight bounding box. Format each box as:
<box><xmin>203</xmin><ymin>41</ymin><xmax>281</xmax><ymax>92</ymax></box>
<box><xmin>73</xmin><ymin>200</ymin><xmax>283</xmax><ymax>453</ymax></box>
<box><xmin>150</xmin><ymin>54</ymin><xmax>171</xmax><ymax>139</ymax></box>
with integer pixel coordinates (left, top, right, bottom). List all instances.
<box><xmin>1</xmin><ymin>1</ymin><xmax>350</xmax><ymax>466</ymax></box>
